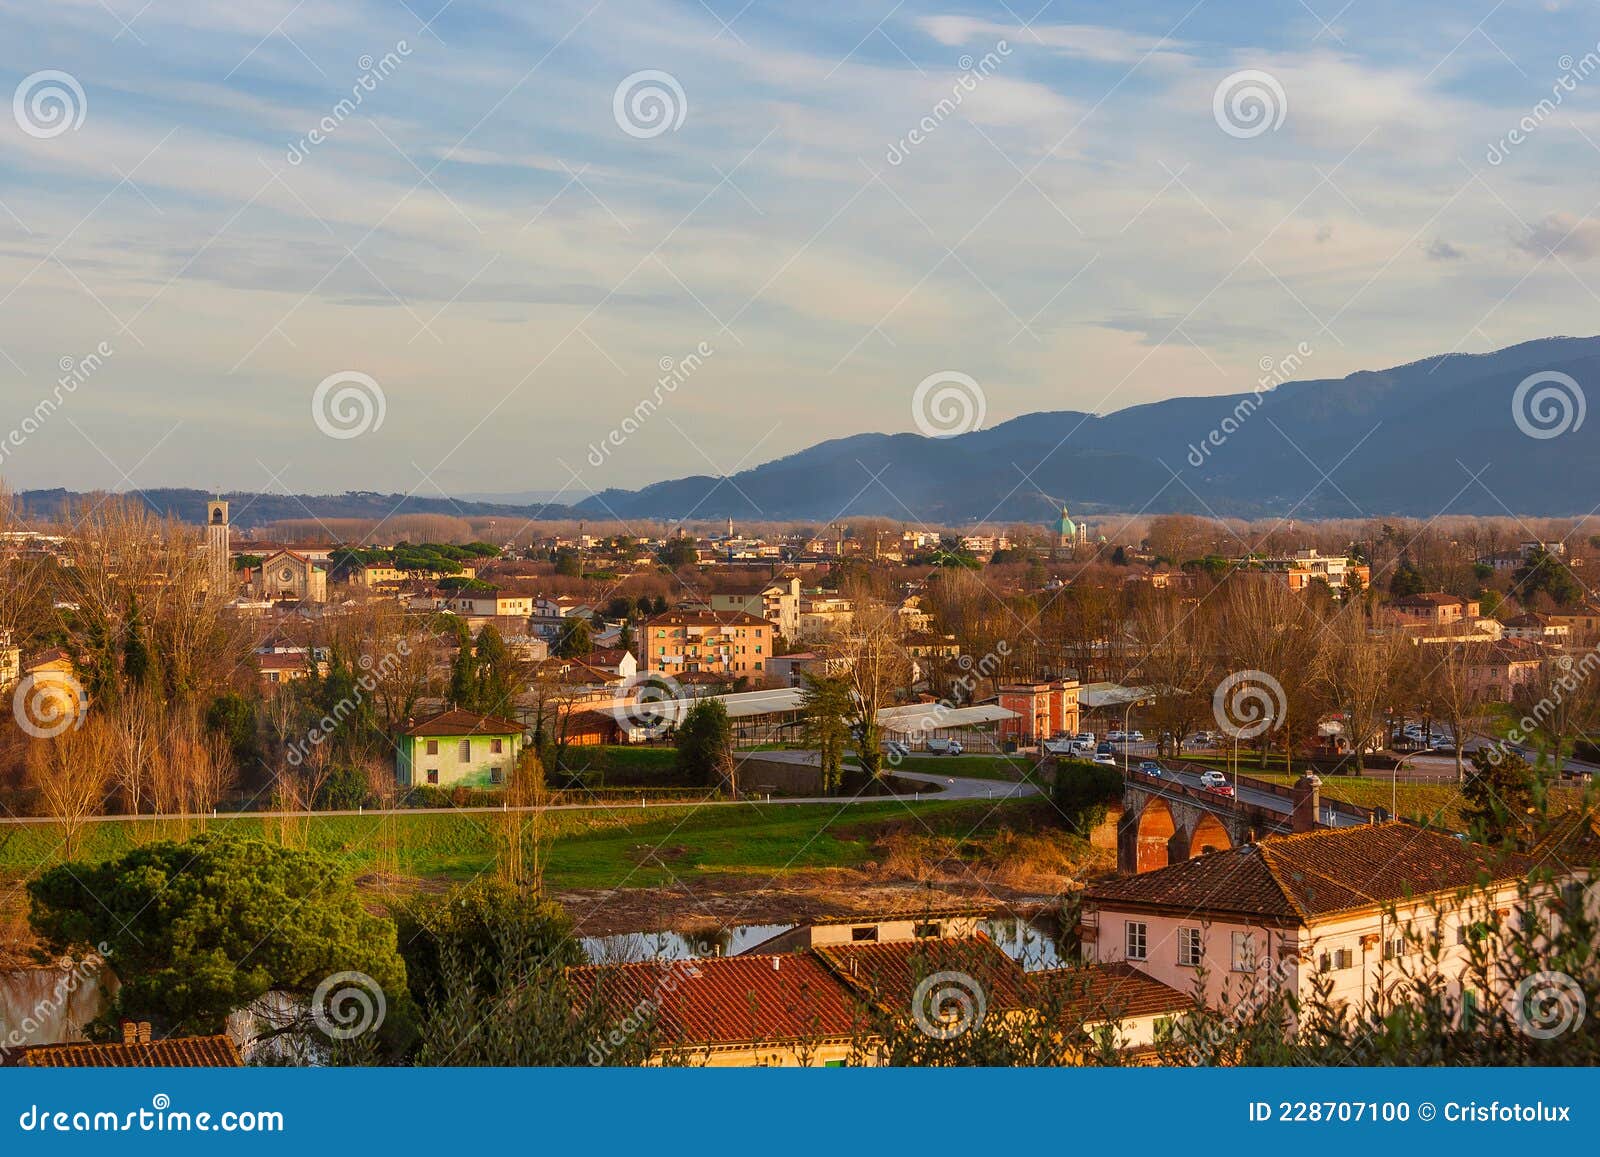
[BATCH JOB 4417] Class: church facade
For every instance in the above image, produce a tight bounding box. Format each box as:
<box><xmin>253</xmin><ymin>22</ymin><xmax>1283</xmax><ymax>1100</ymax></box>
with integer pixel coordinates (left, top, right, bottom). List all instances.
<box><xmin>253</xmin><ymin>549</ymin><xmax>328</xmax><ymax>603</ymax></box>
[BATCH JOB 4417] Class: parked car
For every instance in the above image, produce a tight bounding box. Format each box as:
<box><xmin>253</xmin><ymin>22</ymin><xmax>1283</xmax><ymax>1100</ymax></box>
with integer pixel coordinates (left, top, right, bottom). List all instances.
<box><xmin>1138</xmin><ymin>761</ymin><xmax>1164</xmax><ymax>777</ymax></box>
<box><xmin>884</xmin><ymin>740</ymin><xmax>910</xmax><ymax>760</ymax></box>
<box><xmin>1198</xmin><ymin>769</ymin><xmax>1228</xmax><ymax>789</ymax></box>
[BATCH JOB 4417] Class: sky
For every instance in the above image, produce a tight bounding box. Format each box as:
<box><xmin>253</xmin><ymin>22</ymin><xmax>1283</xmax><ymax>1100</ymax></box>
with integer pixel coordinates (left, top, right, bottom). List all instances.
<box><xmin>1</xmin><ymin>0</ymin><xmax>1598</xmax><ymax>501</ymax></box>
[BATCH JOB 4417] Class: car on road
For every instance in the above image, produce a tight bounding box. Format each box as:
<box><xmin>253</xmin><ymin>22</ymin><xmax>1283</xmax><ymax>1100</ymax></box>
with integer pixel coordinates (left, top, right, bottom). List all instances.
<box><xmin>1096</xmin><ymin>741</ymin><xmax>1114</xmax><ymax>756</ymax></box>
<box><xmin>1137</xmin><ymin>761</ymin><xmax>1164</xmax><ymax>777</ymax></box>
<box><xmin>884</xmin><ymin>740</ymin><xmax>910</xmax><ymax>760</ymax></box>
<box><xmin>1092</xmin><ymin>752</ymin><xmax>1117</xmax><ymax>767</ymax></box>
<box><xmin>925</xmin><ymin>738</ymin><xmax>964</xmax><ymax>756</ymax></box>
<box><xmin>1107</xmin><ymin>730</ymin><xmax>1127</xmax><ymax>743</ymax></box>
<box><xmin>1076</xmin><ymin>732</ymin><xmax>1096</xmax><ymax>746</ymax></box>
<box><xmin>1205</xmin><ymin>782</ymin><xmax>1236</xmax><ymax>797</ymax></box>
<box><xmin>1128</xmin><ymin>730</ymin><xmax>1146</xmax><ymax>743</ymax></box>
<box><xmin>1198</xmin><ymin>769</ymin><xmax>1229</xmax><ymax>789</ymax></box>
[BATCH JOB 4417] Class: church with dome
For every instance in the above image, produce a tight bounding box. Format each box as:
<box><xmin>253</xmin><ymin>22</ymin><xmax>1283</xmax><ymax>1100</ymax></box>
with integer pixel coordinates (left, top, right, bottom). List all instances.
<box><xmin>1053</xmin><ymin>504</ymin><xmax>1090</xmax><ymax>555</ymax></box>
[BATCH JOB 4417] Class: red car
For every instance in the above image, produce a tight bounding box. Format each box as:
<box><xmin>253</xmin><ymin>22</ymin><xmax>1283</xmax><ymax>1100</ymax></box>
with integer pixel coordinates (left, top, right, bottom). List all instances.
<box><xmin>1204</xmin><ymin>783</ymin><xmax>1235</xmax><ymax>798</ymax></box>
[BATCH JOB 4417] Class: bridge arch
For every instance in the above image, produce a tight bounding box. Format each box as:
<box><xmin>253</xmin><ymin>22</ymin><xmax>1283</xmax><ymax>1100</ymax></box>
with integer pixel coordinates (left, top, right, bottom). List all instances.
<box><xmin>1134</xmin><ymin>797</ymin><xmax>1178</xmax><ymax>873</ymax></box>
<box><xmin>1189</xmin><ymin>813</ymin><xmax>1233</xmax><ymax>858</ymax></box>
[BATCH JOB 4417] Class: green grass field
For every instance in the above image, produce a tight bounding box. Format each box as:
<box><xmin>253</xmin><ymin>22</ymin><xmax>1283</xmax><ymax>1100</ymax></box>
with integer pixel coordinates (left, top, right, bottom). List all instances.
<box><xmin>0</xmin><ymin>797</ymin><xmax>1037</xmax><ymax>893</ymax></box>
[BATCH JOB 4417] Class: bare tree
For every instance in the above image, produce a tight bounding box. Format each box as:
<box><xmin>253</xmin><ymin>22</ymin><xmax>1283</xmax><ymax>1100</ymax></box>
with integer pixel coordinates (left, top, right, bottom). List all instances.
<box><xmin>27</xmin><ymin>720</ymin><xmax>116</xmax><ymax>859</ymax></box>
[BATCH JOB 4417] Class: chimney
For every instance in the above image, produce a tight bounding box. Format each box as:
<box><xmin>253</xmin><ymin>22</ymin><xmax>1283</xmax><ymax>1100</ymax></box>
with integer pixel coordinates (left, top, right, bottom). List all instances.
<box><xmin>1291</xmin><ymin>772</ymin><xmax>1322</xmax><ymax>833</ymax></box>
<box><xmin>137</xmin><ymin>1021</ymin><xmax>152</xmax><ymax>1044</ymax></box>
<box><xmin>121</xmin><ymin>1020</ymin><xmax>137</xmax><ymax>1045</ymax></box>
<box><xmin>771</xmin><ymin>957</ymin><xmax>781</xmax><ymax>972</ymax></box>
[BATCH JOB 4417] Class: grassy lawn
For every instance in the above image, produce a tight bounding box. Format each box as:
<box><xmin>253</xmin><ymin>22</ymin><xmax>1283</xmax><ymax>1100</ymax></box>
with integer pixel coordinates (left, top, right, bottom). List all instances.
<box><xmin>0</xmin><ymin>797</ymin><xmax>1039</xmax><ymax>894</ymax></box>
<box><xmin>1246</xmin><ymin>774</ymin><xmax>1470</xmax><ymax>828</ymax></box>
<box><xmin>884</xmin><ymin>753</ymin><xmax>1045</xmax><ymax>784</ymax></box>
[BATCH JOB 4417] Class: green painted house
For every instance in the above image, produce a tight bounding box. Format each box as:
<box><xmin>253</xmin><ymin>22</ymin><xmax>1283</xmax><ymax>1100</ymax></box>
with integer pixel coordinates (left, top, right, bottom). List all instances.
<box><xmin>396</xmin><ymin>708</ymin><xmax>525</xmax><ymax>789</ymax></box>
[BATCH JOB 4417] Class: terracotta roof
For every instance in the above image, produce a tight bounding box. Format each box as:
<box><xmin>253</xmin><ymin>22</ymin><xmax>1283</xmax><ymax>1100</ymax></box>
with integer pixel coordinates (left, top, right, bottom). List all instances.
<box><xmin>1392</xmin><ymin>592</ymin><xmax>1470</xmax><ymax>608</ymax></box>
<box><xmin>1085</xmin><ymin>824</ymin><xmax>1532</xmax><ymax>922</ymax></box>
<box><xmin>1031</xmin><ymin>962</ymin><xmax>1192</xmax><ymax>1022</ymax></box>
<box><xmin>567</xmin><ymin>955</ymin><xmax>860</xmax><ymax>1048</ymax></box>
<box><xmin>22</xmin><ymin>1035</ymin><xmax>241</xmax><ymax>1068</ymax></box>
<box><xmin>24</xmin><ymin>647</ymin><xmax>72</xmax><ymax>669</ymax></box>
<box><xmin>645</xmin><ymin>610</ymin><xmax>771</xmax><ymax>629</ymax></box>
<box><xmin>256</xmin><ymin>653</ymin><xmax>310</xmax><ymax>671</ymax></box>
<box><xmin>814</xmin><ymin>934</ymin><xmax>1029</xmax><ymax>1013</ymax></box>
<box><xmin>397</xmin><ymin>708</ymin><xmax>523</xmax><ymax>737</ymax></box>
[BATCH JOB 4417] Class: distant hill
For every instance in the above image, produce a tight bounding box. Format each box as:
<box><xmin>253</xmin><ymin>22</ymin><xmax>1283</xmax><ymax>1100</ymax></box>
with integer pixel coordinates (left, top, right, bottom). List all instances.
<box><xmin>574</xmin><ymin>336</ymin><xmax>1600</xmax><ymax>521</ymax></box>
<box><xmin>15</xmin><ymin>488</ymin><xmax>585</xmax><ymax>530</ymax></box>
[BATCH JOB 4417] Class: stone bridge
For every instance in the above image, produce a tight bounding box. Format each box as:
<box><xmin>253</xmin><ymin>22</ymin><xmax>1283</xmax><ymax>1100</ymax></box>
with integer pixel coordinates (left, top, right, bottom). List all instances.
<box><xmin>1117</xmin><ymin>770</ymin><xmax>1296</xmax><ymax>874</ymax></box>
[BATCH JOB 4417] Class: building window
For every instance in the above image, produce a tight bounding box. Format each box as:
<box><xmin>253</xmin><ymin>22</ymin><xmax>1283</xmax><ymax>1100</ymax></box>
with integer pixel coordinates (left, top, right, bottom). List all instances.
<box><xmin>1230</xmin><ymin>931</ymin><xmax>1253</xmax><ymax>972</ymax></box>
<box><xmin>490</xmin><ymin>738</ymin><xmax>504</xmax><ymax>755</ymax></box>
<box><xmin>913</xmin><ymin>922</ymin><xmax>941</xmax><ymax>939</ymax></box>
<box><xmin>425</xmin><ymin>739</ymin><xmax>439</xmax><ymax>756</ymax></box>
<box><xmin>1383</xmin><ymin>936</ymin><xmax>1408</xmax><ymax>960</ymax></box>
<box><xmin>1319</xmin><ymin>947</ymin><xmax>1354</xmax><ymax>972</ymax></box>
<box><xmin>1125</xmin><ymin>921</ymin><xmax>1148</xmax><ymax>961</ymax></box>
<box><xmin>458</xmin><ymin>739</ymin><xmax>471</xmax><ymax>761</ymax></box>
<box><xmin>426</xmin><ymin>769</ymin><xmax>439</xmax><ymax>785</ymax></box>
<box><xmin>489</xmin><ymin>766</ymin><xmax>503</xmax><ymax>784</ymax></box>
<box><xmin>851</xmin><ymin>926</ymin><xmax>878</xmax><ymax>942</ymax></box>
<box><xmin>1177</xmin><ymin>927</ymin><xmax>1203</xmax><ymax>967</ymax></box>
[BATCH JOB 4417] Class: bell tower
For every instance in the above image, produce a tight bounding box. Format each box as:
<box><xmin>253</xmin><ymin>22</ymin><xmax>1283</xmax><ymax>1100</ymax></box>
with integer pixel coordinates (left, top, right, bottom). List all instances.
<box><xmin>205</xmin><ymin>498</ymin><xmax>230</xmax><ymax>593</ymax></box>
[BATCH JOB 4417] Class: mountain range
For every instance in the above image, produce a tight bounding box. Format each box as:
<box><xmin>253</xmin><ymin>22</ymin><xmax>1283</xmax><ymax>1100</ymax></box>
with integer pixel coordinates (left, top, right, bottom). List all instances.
<box><xmin>17</xmin><ymin>336</ymin><xmax>1600</xmax><ymax>527</ymax></box>
<box><xmin>574</xmin><ymin>335</ymin><xmax>1600</xmax><ymax>522</ymax></box>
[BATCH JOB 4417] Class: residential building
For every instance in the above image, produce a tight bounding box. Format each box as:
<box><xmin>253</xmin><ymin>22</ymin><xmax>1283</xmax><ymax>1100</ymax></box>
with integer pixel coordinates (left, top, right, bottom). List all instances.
<box><xmin>1549</xmin><ymin>604</ymin><xmax>1600</xmax><ymax>645</ymax></box>
<box><xmin>643</xmin><ymin>610</ymin><xmax>773</xmax><ymax>679</ymax></box>
<box><xmin>1082</xmin><ymin>822</ymin><xmax>1541</xmax><ymax>1022</ymax></box>
<box><xmin>20</xmin><ymin>648</ymin><xmax>84</xmax><ymax>724</ymax></box>
<box><xmin>578</xmin><ymin>648</ymin><xmax>637</xmax><ymax>679</ymax></box>
<box><xmin>0</xmin><ymin>631</ymin><xmax>19</xmax><ymax>693</ymax></box>
<box><xmin>797</xmin><ymin>595</ymin><xmax>854</xmax><ymax>640</ymax></box>
<box><xmin>708</xmin><ymin>574</ymin><xmax>802</xmax><ymax>641</ymax></box>
<box><xmin>1388</xmin><ymin>592</ymin><xmax>1480</xmax><ymax>628</ymax></box>
<box><xmin>447</xmin><ymin>590</ymin><xmax>533</xmax><ymax>618</ymax></box>
<box><xmin>349</xmin><ymin>562</ymin><xmax>405</xmax><ymax>588</ymax></box>
<box><xmin>395</xmin><ymin>708</ymin><xmax>524</xmax><ymax>789</ymax></box>
<box><xmin>1260</xmin><ymin>549</ymin><xmax>1369</xmax><ymax>593</ymax></box>
<box><xmin>1502</xmin><ymin>612</ymin><xmax>1571</xmax><ymax>643</ymax></box>
<box><xmin>1464</xmin><ymin>639</ymin><xmax>1546</xmax><ymax>700</ymax></box>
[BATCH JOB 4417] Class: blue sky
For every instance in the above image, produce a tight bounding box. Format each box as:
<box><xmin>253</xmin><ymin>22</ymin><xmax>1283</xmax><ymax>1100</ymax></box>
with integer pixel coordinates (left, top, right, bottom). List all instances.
<box><xmin>1</xmin><ymin>0</ymin><xmax>1598</xmax><ymax>498</ymax></box>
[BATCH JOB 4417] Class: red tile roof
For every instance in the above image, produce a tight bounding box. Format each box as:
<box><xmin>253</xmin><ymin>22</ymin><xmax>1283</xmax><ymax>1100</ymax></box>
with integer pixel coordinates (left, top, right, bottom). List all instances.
<box><xmin>22</xmin><ymin>1035</ymin><xmax>242</xmax><ymax>1068</ymax></box>
<box><xmin>397</xmin><ymin>708</ymin><xmax>523</xmax><ymax>737</ymax></box>
<box><xmin>1031</xmin><ymin>962</ymin><xmax>1191</xmax><ymax>1022</ymax></box>
<box><xmin>813</xmin><ymin>934</ymin><xmax>1029</xmax><ymax>1013</ymax></box>
<box><xmin>569</xmin><ymin>955</ymin><xmax>861</xmax><ymax>1048</ymax></box>
<box><xmin>645</xmin><ymin>611</ymin><xmax>771</xmax><ymax>630</ymax></box>
<box><xmin>1085</xmin><ymin>824</ymin><xmax>1532</xmax><ymax>922</ymax></box>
